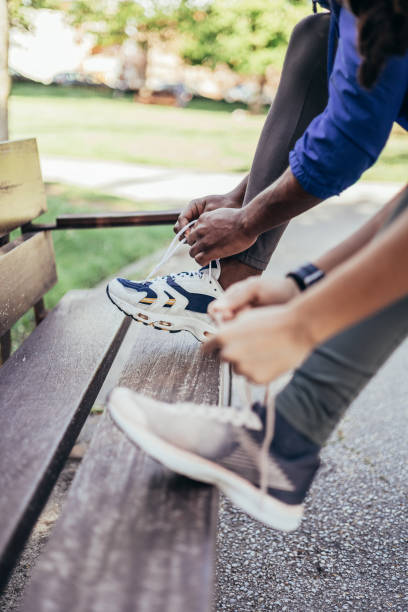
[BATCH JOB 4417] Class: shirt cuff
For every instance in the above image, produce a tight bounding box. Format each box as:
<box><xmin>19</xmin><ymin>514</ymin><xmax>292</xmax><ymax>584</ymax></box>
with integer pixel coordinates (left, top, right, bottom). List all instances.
<box><xmin>289</xmin><ymin>149</ymin><xmax>341</xmax><ymax>200</ymax></box>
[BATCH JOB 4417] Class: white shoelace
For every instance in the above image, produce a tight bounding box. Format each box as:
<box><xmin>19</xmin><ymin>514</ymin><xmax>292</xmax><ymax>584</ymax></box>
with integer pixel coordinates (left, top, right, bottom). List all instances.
<box><xmin>145</xmin><ymin>220</ymin><xmax>220</xmax><ymax>283</ymax></box>
<box><xmin>239</xmin><ymin>376</ymin><xmax>291</xmax><ymax>496</ymax></box>
<box><xmin>213</xmin><ymin>309</ymin><xmax>291</xmax><ymax>496</ymax></box>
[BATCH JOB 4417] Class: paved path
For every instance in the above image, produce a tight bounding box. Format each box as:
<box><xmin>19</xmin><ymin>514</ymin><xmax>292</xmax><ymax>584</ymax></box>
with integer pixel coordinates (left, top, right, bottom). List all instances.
<box><xmin>40</xmin><ymin>155</ymin><xmax>403</xmax><ymax>207</ymax></box>
<box><xmin>216</xmin><ymin>199</ymin><xmax>408</xmax><ymax>612</ymax></box>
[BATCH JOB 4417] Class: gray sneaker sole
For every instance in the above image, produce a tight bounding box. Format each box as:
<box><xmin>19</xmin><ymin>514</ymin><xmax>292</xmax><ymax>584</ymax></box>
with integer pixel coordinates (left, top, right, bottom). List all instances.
<box><xmin>108</xmin><ymin>401</ymin><xmax>303</xmax><ymax>532</ymax></box>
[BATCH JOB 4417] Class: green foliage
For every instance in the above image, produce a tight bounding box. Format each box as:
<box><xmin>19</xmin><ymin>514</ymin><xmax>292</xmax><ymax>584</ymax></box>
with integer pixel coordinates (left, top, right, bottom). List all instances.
<box><xmin>67</xmin><ymin>0</ymin><xmax>181</xmax><ymax>47</ymax></box>
<box><xmin>178</xmin><ymin>0</ymin><xmax>310</xmax><ymax>75</ymax></box>
<box><xmin>8</xmin><ymin>0</ymin><xmax>60</xmax><ymax>29</ymax></box>
<box><xmin>66</xmin><ymin>0</ymin><xmax>310</xmax><ymax>75</ymax></box>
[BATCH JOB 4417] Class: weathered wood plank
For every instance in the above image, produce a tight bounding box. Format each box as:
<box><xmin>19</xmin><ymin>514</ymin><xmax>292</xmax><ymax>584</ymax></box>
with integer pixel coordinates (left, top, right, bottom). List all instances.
<box><xmin>22</xmin><ymin>324</ymin><xmax>222</xmax><ymax>612</ymax></box>
<box><xmin>0</xmin><ymin>232</ymin><xmax>57</xmax><ymax>336</ymax></box>
<box><xmin>0</xmin><ymin>289</ymin><xmax>130</xmax><ymax>589</ymax></box>
<box><xmin>0</xmin><ymin>139</ymin><xmax>47</xmax><ymax>233</ymax></box>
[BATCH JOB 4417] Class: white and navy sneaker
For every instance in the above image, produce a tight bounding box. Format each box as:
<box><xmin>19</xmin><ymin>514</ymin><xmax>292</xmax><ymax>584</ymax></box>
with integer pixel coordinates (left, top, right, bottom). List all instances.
<box><xmin>108</xmin><ymin>387</ymin><xmax>320</xmax><ymax>531</ymax></box>
<box><xmin>106</xmin><ymin>262</ymin><xmax>222</xmax><ymax>342</ymax></box>
<box><xmin>106</xmin><ymin>221</ymin><xmax>223</xmax><ymax>342</ymax></box>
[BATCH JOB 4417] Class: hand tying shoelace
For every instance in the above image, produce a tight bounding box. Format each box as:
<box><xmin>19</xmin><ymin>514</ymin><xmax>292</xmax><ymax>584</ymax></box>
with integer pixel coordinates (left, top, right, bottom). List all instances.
<box><xmin>146</xmin><ymin>220</ymin><xmax>220</xmax><ymax>283</ymax></box>
<box><xmin>212</xmin><ymin>310</ymin><xmax>292</xmax><ymax>498</ymax></box>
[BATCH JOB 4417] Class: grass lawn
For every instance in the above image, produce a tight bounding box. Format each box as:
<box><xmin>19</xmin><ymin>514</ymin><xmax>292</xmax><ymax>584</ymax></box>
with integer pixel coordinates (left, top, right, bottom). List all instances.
<box><xmin>10</xmin><ymin>183</ymin><xmax>174</xmax><ymax>351</ymax></box>
<box><xmin>10</xmin><ymin>83</ymin><xmax>407</xmax><ymax>181</ymax></box>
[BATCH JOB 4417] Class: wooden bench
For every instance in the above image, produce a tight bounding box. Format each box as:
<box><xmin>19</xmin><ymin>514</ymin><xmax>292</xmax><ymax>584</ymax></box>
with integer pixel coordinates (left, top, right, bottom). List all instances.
<box><xmin>0</xmin><ymin>139</ymin><xmax>226</xmax><ymax>611</ymax></box>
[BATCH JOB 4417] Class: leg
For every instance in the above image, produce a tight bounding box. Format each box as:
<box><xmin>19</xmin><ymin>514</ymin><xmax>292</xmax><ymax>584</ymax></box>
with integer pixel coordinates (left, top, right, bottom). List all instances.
<box><xmin>276</xmin><ymin>188</ymin><xmax>408</xmax><ymax>446</ymax></box>
<box><xmin>233</xmin><ymin>12</ymin><xmax>330</xmax><ymax>273</ymax></box>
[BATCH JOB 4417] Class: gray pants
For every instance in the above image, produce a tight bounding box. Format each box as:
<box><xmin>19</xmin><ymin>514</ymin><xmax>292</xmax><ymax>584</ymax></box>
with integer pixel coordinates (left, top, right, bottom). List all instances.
<box><xmin>277</xmin><ymin>188</ymin><xmax>408</xmax><ymax>446</ymax></box>
<box><xmin>233</xmin><ymin>12</ymin><xmax>408</xmax><ymax>445</ymax></box>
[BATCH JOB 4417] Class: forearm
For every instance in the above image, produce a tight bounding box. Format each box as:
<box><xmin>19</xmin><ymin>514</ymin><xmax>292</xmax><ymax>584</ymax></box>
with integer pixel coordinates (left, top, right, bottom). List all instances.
<box><xmin>242</xmin><ymin>168</ymin><xmax>321</xmax><ymax>236</ymax></box>
<box><xmin>293</xmin><ymin>206</ymin><xmax>408</xmax><ymax>346</ymax></box>
<box><xmin>315</xmin><ymin>188</ymin><xmax>406</xmax><ymax>273</ymax></box>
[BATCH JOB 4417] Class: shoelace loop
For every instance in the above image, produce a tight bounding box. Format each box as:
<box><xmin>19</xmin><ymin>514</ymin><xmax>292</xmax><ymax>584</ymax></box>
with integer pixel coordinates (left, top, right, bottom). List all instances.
<box><xmin>145</xmin><ymin>220</ymin><xmax>220</xmax><ymax>283</ymax></box>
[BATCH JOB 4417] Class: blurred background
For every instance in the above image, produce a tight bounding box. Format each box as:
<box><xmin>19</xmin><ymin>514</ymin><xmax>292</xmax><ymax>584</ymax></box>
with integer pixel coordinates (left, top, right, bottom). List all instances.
<box><xmin>0</xmin><ymin>0</ymin><xmax>406</xmax><ymax>346</ymax></box>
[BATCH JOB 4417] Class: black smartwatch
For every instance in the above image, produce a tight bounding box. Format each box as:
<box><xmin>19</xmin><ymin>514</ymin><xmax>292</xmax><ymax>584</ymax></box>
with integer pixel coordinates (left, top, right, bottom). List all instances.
<box><xmin>286</xmin><ymin>263</ymin><xmax>325</xmax><ymax>292</ymax></box>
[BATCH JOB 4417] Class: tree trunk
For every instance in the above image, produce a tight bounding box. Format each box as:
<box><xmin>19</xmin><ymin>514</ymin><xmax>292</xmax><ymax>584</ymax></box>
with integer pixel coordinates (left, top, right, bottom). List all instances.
<box><xmin>0</xmin><ymin>0</ymin><xmax>10</xmax><ymax>141</ymax></box>
<box><xmin>137</xmin><ymin>39</ymin><xmax>149</xmax><ymax>95</ymax></box>
<box><xmin>249</xmin><ymin>74</ymin><xmax>267</xmax><ymax>115</ymax></box>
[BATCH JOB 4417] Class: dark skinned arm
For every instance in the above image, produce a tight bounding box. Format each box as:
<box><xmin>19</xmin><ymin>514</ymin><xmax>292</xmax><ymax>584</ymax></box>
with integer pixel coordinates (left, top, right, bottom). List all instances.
<box><xmin>186</xmin><ymin>168</ymin><xmax>321</xmax><ymax>266</ymax></box>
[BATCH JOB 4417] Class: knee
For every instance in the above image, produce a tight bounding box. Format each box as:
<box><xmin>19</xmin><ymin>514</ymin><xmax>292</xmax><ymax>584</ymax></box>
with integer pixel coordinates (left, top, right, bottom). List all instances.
<box><xmin>282</xmin><ymin>13</ymin><xmax>330</xmax><ymax>84</ymax></box>
<box><xmin>290</xmin><ymin>12</ymin><xmax>330</xmax><ymax>48</ymax></box>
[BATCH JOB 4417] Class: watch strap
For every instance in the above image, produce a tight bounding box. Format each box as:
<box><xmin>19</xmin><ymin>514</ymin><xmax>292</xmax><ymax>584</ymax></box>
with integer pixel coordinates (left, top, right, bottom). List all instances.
<box><xmin>286</xmin><ymin>263</ymin><xmax>325</xmax><ymax>291</ymax></box>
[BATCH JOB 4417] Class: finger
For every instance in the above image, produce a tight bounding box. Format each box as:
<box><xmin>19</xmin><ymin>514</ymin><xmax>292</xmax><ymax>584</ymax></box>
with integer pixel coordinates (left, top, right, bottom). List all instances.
<box><xmin>230</xmin><ymin>356</ymin><xmax>265</xmax><ymax>384</ymax></box>
<box><xmin>188</xmin><ymin>238</ymin><xmax>206</xmax><ymax>258</ymax></box>
<box><xmin>219</xmin><ymin>346</ymin><xmax>239</xmax><ymax>364</ymax></box>
<box><xmin>185</xmin><ymin>224</ymin><xmax>204</xmax><ymax>246</ymax></box>
<box><xmin>218</xmin><ymin>278</ymin><xmax>259</xmax><ymax>313</ymax></box>
<box><xmin>194</xmin><ymin>251</ymin><xmax>211</xmax><ymax>267</ymax></box>
<box><xmin>231</xmin><ymin>361</ymin><xmax>245</xmax><ymax>377</ymax></box>
<box><xmin>196</xmin><ymin>245</ymin><xmax>222</xmax><ymax>266</ymax></box>
<box><xmin>208</xmin><ymin>301</ymin><xmax>234</xmax><ymax>322</ymax></box>
<box><xmin>189</xmin><ymin>238</ymin><xmax>219</xmax><ymax>261</ymax></box>
<box><xmin>202</xmin><ymin>333</ymin><xmax>222</xmax><ymax>354</ymax></box>
<box><xmin>209</xmin><ymin>299</ymin><xmax>240</xmax><ymax>319</ymax></box>
<box><xmin>178</xmin><ymin>216</ymin><xmax>189</xmax><ymax>229</ymax></box>
<box><xmin>174</xmin><ymin>199</ymin><xmax>203</xmax><ymax>236</ymax></box>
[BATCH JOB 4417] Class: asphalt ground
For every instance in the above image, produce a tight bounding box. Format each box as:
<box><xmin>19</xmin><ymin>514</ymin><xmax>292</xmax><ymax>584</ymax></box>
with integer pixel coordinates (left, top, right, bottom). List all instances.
<box><xmin>216</xmin><ymin>196</ymin><xmax>408</xmax><ymax>611</ymax></box>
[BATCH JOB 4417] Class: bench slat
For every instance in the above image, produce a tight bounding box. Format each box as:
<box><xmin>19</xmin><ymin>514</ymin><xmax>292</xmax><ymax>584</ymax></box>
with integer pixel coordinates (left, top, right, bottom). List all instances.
<box><xmin>22</xmin><ymin>325</ymin><xmax>222</xmax><ymax>612</ymax></box>
<box><xmin>0</xmin><ymin>139</ymin><xmax>47</xmax><ymax>234</ymax></box>
<box><xmin>0</xmin><ymin>232</ymin><xmax>57</xmax><ymax>336</ymax></box>
<box><xmin>0</xmin><ymin>289</ymin><xmax>130</xmax><ymax>588</ymax></box>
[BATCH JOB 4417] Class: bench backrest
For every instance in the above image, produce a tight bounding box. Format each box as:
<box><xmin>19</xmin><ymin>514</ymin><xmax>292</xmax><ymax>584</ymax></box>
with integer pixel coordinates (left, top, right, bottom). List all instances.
<box><xmin>0</xmin><ymin>139</ymin><xmax>57</xmax><ymax>360</ymax></box>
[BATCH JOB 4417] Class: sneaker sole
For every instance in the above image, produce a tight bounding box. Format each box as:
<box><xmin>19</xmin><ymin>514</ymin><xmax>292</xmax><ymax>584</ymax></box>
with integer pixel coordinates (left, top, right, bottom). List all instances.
<box><xmin>108</xmin><ymin>401</ymin><xmax>303</xmax><ymax>532</ymax></box>
<box><xmin>106</xmin><ymin>286</ymin><xmax>215</xmax><ymax>343</ymax></box>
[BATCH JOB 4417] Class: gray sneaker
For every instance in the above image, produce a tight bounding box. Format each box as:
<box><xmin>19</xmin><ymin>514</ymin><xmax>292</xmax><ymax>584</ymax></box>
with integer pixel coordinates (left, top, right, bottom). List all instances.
<box><xmin>108</xmin><ymin>387</ymin><xmax>320</xmax><ymax>531</ymax></box>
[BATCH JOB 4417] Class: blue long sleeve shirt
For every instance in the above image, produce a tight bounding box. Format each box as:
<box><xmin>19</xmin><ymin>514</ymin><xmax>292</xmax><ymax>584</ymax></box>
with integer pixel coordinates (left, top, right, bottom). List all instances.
<box><xmin>289</xmin><ymin>1</ymin><xmax>408</xmax><ymax>199</ymax></box>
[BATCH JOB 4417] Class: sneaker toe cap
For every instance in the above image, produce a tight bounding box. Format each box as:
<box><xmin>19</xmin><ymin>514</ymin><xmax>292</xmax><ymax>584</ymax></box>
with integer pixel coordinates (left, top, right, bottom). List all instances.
<box><xmin>109</xmin><ymin>387</ymin><xmax>149</xmax><ymax>430</ymax></box>
<box><xmin>107</xmin><ymin>278</ymin><xmax>145</xmax><ymax>302</ymax></box>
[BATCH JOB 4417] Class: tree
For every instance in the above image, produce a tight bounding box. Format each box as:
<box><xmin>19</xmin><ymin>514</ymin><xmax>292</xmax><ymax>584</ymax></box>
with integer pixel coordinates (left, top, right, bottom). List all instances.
<box><xmin>177</xmin><ymin>0</ymin><xmax>309</xmax><ymax>109</ymax></box>
<box><xmin>0</xmin><ymin>0</ymin><xmax>59</xmax><ymax>141</ymax></box>
<box><xmin>68</xmin><ymin>0</ymin><xmax>183</xmax><ymax>90</ymax></box>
